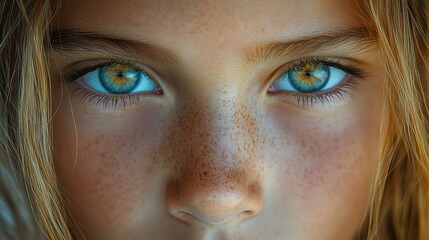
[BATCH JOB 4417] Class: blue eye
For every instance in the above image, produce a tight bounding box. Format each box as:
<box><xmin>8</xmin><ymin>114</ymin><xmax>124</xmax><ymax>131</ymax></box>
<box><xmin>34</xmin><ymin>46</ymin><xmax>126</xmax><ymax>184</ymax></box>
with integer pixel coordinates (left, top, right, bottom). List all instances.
<box><xmin>270</xmin><ymin>62</ymin><xmax>347</xmax><ymax>93</ymax></box>
<box><xmin>81</xmin><ymin>64</ymin><xmax>158</xmax><ymax>94</ymax></box>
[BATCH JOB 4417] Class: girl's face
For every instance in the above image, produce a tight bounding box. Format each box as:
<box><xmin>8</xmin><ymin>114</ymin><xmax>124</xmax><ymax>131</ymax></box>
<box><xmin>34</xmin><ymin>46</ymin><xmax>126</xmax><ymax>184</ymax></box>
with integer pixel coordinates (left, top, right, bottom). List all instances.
<box><xmin>51</xmin><ymin>0</ymin><xmax>383</xmax><ymax>239</ymax></box>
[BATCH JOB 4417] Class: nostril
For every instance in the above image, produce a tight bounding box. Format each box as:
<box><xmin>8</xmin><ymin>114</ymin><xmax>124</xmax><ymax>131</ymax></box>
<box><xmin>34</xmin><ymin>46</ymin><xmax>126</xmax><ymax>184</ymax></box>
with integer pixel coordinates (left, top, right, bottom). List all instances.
<box><xmin>240</xmin><ymin>210</ymin><xmax>256</xmax><ymax>218</ymax></box>
<box><xmin>171</xmin><ymin>210</ymin><xmax>228</xmax><ymax>225</ymax></box>
<box><xmin>167</xmin><ymin>191</ymin><xmax>263</xmax><ymax>225</ymax></box>
<box><xmin>170</xmin><ymin>211</ymin><xmax>199</xmax><ymax>225</ymax></box>
<box><xmin>171</xmin><ymin>208</ymin><xmax>258</xmax><ymax>225</ymax></box>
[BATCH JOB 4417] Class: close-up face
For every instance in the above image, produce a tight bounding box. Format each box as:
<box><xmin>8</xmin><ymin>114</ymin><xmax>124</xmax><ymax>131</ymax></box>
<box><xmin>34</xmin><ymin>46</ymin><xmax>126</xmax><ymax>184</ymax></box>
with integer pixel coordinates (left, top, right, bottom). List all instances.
<box><xmin>50</xmin><ymin>0</ymin><xmax>384</xmax><ymax>239</ymax></box>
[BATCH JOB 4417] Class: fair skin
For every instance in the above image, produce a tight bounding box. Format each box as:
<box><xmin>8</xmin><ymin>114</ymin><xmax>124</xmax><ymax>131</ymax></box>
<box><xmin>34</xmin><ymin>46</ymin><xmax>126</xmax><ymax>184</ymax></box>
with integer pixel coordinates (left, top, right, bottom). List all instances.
<box><xmin>50</xmin><ymin>0</ymin><xmax>383</xmax><ymax>239</ymax></box>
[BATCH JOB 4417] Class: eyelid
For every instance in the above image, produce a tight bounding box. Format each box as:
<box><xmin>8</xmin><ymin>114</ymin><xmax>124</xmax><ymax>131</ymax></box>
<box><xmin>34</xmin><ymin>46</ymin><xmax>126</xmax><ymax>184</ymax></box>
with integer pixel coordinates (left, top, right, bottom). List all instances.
<box><xmin>62</xmin><ymin>58</ymin><xmax>158</xmax><ymax>84</ymax></box>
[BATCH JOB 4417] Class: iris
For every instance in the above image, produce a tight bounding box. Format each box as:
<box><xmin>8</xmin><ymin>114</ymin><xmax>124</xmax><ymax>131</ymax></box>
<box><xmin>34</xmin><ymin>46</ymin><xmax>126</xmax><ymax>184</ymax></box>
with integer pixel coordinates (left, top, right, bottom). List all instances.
<box><xmin>288</xmin><ymin>64</ymin><xmax>329</xmax><ymax>92</ymax></box>
<box><xmin>99</xmin><ymin>65</ymin><xmax>141</xmax><ymax>94</ymax></box>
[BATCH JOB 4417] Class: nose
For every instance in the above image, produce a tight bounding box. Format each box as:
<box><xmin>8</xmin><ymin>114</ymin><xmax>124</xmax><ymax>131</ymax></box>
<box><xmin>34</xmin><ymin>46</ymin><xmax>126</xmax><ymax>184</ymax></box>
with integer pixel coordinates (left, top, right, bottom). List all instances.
<box><xmin>164</xmin><ymin>97</ymin><xmax>264</xmax><ymax>226</ymax></box>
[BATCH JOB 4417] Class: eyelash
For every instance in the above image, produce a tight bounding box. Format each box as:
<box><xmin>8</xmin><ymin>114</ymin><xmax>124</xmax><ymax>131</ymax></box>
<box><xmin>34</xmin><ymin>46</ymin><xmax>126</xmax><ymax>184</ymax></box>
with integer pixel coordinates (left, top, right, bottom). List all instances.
<box><xmin>64</xmin><ymin>59</ymin><xmax>144</xmax><ymax>83</ymax></box>
<box><xmin>64</xmin><ymin>57</ymin><xmax>367</xmax><ymax>108</ymax></box>
<box><xmin>270</xmin><ymin>57</ymin><xmax>367</xmax><ymax>107</ymax></box>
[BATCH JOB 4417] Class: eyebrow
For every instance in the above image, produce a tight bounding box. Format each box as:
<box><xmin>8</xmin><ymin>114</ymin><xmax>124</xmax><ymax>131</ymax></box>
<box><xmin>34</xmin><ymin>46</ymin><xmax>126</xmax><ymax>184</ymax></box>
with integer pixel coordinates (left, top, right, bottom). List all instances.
<box><xmin>49</xmin><ymin>27</ymin><xmax>375</xmax><ymax>66</ymax></box>
<box><xmin>243</xmin><ymin>27</ymin><xmax>376</xmax><ymax>66</ymax></box>
<box><xmin>49</xmin><ymin>28</ymin><xmax>181</xmax><ymax>64</ymax></box>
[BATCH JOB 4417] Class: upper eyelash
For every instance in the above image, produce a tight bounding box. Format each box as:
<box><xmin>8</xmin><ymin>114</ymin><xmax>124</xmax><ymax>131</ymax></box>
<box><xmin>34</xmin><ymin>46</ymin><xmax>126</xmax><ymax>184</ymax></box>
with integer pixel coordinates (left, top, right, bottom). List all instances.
<box><xmin>63</xmin><ymin>58</ymin><xmax>144</xmax><ymax>83</ymax></box>
<box><xmin>64</xmin><ymin>56</ymin><xmax>366</xmax><ymax>83</ymax></box>
<box><xmin>284</xmin><ymin>56</ymin><xmax>367</xmax><ymax>78</ymax></box>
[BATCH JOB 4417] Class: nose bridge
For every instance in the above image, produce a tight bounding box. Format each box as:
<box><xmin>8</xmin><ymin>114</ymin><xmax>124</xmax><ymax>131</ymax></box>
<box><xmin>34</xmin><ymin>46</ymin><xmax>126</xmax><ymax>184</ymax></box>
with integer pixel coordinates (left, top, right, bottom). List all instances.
<box><xmin>164</xmin><ymin>94</ymin><xmax>264</xmax><ymax>225</ymax></box>
<box><xmin>169</xmin><ymin>92</ymin><xmax>261</xmax><ymax>171</ymax></box>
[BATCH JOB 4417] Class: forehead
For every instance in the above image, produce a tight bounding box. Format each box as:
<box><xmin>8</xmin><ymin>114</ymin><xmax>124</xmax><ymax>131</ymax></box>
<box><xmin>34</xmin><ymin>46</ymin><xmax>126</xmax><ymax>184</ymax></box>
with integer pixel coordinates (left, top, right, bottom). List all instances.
<box><xmin>57</xmin><ymin>0</ymin><xmax>364</xmax><ymax>45</ymax></box>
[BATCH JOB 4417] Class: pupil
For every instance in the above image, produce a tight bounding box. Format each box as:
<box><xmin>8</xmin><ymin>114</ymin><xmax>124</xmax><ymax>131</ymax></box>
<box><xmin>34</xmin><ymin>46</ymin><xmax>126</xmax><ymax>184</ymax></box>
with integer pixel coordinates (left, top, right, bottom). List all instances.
<box><xmin>116</xmin><ymin>72</ymin><xmax>124</xmax><ymax>77</ymax></box>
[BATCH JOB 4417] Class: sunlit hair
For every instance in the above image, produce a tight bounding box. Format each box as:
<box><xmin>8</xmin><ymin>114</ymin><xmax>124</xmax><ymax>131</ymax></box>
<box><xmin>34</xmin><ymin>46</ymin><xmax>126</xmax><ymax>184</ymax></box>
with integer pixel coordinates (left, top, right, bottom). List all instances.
<box><xmin>359</xmin><ymin>1</ymin><xmax>429</xmax><ymax>239</ymax></box>
<box><xmin>0</xmin><ymin>0</ymin><xmax>428</xmax><ymax>239</ymax></box>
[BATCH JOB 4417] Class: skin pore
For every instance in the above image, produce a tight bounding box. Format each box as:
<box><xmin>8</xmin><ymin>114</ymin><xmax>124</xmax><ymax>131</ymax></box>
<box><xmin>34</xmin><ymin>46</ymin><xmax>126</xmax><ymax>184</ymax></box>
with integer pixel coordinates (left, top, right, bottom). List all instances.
<box><xmin>50</xmin><ymin>0</ymin><xmax>384</xmax><ymax>239</ymax></box>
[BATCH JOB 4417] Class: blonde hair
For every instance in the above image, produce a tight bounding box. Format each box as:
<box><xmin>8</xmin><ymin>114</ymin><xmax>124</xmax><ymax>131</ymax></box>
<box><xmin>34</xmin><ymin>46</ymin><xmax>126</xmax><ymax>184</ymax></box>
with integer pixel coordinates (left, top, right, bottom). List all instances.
<box><xmin>0</xmin><ymin>91</ymin><xmax>40</xmax><ymax>238</ymax></box>
<box><xmin>0</xmin><ymin>0</ymin><xmax>428</xmax><ymax>239</ymax></box>
<box><xmin>361</xmin><ymin>1</ymin><xmax>429</xmax><ymax>239</ymax></box>
<box><xmin>0</xmin><ymin>0</ymin><xmax>74</xmax><ymax>239</ymax></box>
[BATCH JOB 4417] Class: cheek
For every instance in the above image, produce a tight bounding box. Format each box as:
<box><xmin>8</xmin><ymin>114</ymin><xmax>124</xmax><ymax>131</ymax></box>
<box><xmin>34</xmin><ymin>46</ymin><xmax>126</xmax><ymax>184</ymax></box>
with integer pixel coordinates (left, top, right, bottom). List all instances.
<box><xmin>268</xmin><ymin>106</ymin><xmax>380</xmax><ymax>237</ymax></box>
<box><xmin>52</xmin><ymin>99</ymin><xmax>161</xmax><ymax>232</ymax></box>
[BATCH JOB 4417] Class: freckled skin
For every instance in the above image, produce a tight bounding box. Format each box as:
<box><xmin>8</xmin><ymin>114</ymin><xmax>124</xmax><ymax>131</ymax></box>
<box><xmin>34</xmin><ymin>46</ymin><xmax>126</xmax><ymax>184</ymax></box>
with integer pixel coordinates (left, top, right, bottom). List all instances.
<box><xmin>51</xmin><ymin>0</ymin><xmax>384</xmax><ymax>239</ymax></box>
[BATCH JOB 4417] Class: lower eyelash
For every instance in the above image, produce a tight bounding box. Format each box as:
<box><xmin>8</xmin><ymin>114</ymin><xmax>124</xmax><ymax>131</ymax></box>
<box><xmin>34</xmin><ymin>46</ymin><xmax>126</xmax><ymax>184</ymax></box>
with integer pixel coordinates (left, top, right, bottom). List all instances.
<box><xmin>71</xmin><ymin>87</ymin><xmax>151</xmax><ymax>109</ymax></box>
<box><xmin>274</xmin><ymin>78</ymin><xmax>359</xmax><ymax>108</ymax></box>
<box><xmin>74</xmin><ymin>79</ymin><xmax>358</xmax><ymax>109</ymax></box>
